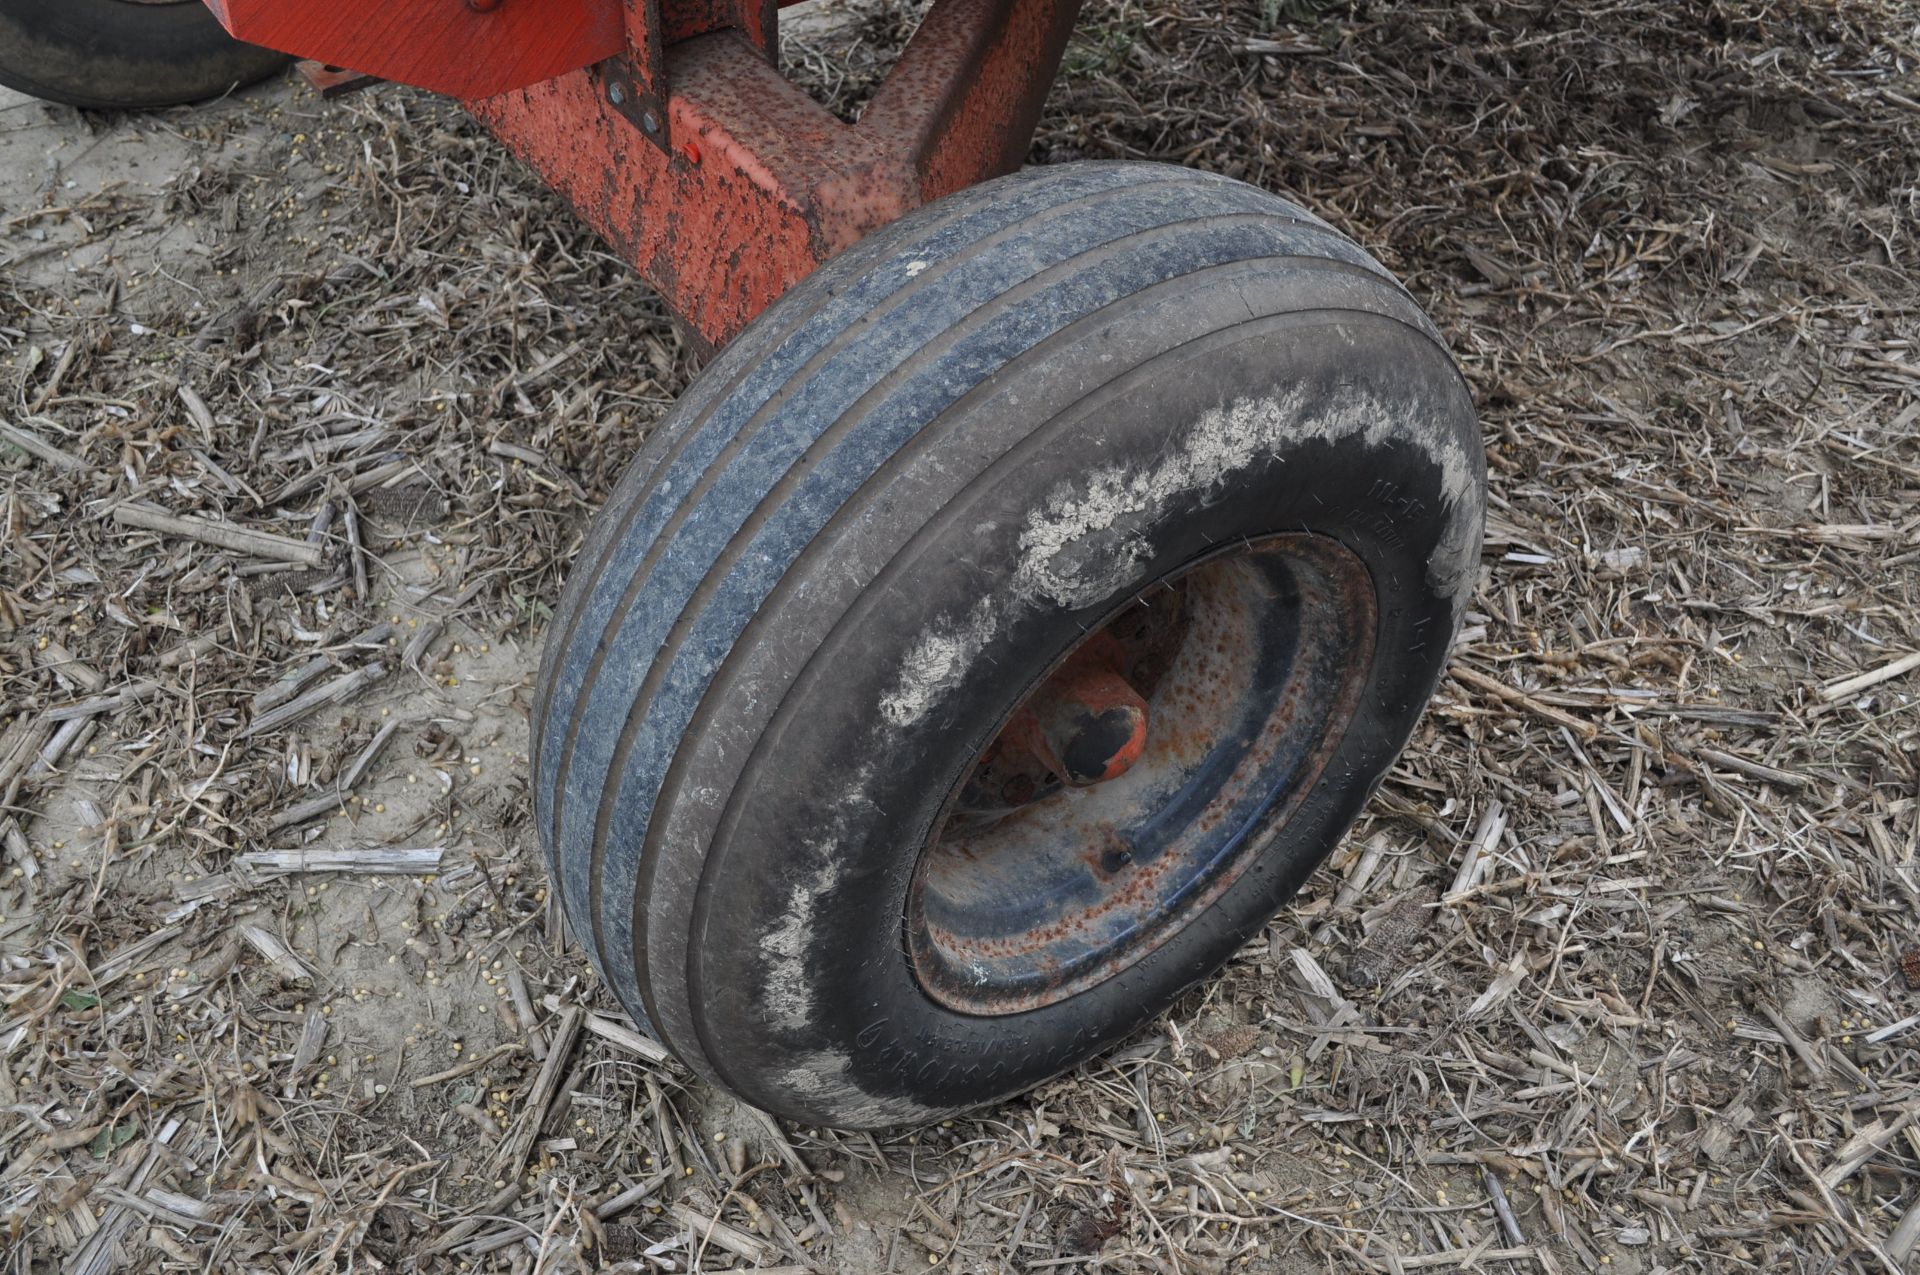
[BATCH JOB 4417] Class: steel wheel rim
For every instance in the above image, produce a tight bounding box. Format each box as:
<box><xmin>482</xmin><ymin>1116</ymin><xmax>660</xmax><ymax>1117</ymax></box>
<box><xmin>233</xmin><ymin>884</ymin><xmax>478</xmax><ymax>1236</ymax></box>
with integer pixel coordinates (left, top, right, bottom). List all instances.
<box><xmin>904</xmin><ymin>533</ymin><xmax>1378</xmax><ymax>1016</ymax></box>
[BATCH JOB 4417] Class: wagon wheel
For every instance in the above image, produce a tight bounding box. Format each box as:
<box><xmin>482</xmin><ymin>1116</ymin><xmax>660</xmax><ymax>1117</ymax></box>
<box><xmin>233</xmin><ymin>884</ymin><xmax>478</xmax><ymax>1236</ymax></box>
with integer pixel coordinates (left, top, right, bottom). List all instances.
<box><xmin>534</xmin><ymin>161</ymin><xmax>1485</xmax><ymax>1128</ymax></box>
<box><xmin>0</xmin><ymin>0</ymin><xmax>289</xmax><ymax>109</ymax></box>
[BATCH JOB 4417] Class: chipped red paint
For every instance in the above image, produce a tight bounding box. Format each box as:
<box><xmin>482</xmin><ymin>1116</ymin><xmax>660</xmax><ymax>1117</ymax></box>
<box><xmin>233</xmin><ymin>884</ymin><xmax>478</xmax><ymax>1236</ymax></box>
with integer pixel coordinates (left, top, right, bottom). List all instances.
<box><xmin>466</xmin><ymin>33</ymin><xmax>885</xmax><ymax>356</ymax></box>
<box><xmin>860</xmin><ymin>0</ymin><xmax>1083</xmax><ymax>205</ymax></box>
<box><xmin>469</xmin><ymin>0</ymin><xmax>1081</xmax><ymax>351</ymax></box>
<box><xmin>658</xmin><ymin>0</ymin><xmax>781</xmax><ymax>52</ymax></box>
<box><xmin>206</xmin><ymin>0</ymin><xmax>1079</xmax><ymax>351</ymax></box>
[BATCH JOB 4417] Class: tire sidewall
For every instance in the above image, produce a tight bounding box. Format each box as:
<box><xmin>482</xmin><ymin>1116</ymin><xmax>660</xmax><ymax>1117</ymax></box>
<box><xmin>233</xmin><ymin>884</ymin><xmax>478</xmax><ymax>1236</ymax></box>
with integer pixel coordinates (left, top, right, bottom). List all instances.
<box><xmin>692</xmin><ymin>315</ymin><xmax>1482</xmax><ymax>1126</ymax></box>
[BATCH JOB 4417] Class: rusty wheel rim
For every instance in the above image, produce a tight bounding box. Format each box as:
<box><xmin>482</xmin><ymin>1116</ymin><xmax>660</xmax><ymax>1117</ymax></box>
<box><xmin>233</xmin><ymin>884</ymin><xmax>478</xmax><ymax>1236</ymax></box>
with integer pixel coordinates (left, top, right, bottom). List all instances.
<box><xmin>905</xmin><ymin>534</ymin><xmax>1377</xmax><ymax>1016</ymax></box>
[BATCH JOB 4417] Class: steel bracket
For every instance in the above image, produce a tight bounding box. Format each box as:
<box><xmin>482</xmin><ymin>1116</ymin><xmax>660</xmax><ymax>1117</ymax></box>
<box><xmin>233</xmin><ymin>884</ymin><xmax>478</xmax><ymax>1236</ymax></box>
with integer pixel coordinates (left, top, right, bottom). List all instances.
<box><xmin>598</xmin><ymin>56</ymin><xmax>673</xmax><ymax>153</ymax></box>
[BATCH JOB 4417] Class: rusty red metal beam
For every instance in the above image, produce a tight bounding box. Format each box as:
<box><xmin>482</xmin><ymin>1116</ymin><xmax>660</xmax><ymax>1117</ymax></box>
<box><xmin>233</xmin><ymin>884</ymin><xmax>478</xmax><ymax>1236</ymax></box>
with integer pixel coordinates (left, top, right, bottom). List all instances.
<box><xmin>658</xmin><ymin>0</ymin><xmax>780</xmax><ymax>51</ymax></box>
<box><xmin>1003</xmin><ymin>633</ymin><xmax>1152</xmax><ymax>788</ymax></box>
<box><xmin>471</xmin><ymin>0</ymin><xmax>1081</xmax><ymax>351</ymax></box>
<box><xmin>204</xmin><ymin>0</ymin><xmax>1081</xmax><ymax>352</ymax></box>
<box><xmin>860</xmin><ymin>0</ymin><xmax>1082</xmax><ymax>204</ymax></box>
<box><xmin>467</xmin><ymin>32</ymin><xmax>871</xmax><ymax>353</ymax></box>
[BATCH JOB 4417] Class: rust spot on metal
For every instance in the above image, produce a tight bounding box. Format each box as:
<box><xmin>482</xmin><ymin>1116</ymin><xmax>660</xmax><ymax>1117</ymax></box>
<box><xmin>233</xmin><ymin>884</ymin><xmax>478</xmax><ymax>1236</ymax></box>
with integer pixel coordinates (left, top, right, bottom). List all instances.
<box><xmin>463</xmin><ymin>0</ymin><xmax>1082</xmax><ymax>350</ymax></box>
<box><xmin>906</xmin><ymin>535</ymin><xmax>1379</xmax><ymax>1015</ymax></box>
<box><xmin>245</xmin><ymin>0</ymin><xmax>1078</xmax><ymax>343</ymax></box>
<box><xmin>295</xmin><ymin>59</ymin><xmax>382</xmax><ymax>98</ymax></box>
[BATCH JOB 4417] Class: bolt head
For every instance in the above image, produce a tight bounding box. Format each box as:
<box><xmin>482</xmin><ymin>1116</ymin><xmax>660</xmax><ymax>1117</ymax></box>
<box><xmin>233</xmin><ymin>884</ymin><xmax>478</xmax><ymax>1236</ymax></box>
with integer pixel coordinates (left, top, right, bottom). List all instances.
<box><xmin>607</xmin><ymin>82</ymin><xmax>625</xmax><ymax>105</ymax></box>
<box><xmin>641</xmin><ymin>111</ymin><xmax>661</xmax><ymax>135</ymax></box>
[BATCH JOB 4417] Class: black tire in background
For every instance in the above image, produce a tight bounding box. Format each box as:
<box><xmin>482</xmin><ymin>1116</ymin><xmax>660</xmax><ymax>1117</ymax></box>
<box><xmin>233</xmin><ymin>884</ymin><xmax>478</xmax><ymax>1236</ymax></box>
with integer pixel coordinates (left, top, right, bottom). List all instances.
<box><xmin>0</xmin><ymin>0</ymin><xmax>289</xmax><ymax>110</ymax></box>
<box><xmin>533</xmin><ymin>161</ymin><xmax>1485</xmax><ymax>1129</ymax></box>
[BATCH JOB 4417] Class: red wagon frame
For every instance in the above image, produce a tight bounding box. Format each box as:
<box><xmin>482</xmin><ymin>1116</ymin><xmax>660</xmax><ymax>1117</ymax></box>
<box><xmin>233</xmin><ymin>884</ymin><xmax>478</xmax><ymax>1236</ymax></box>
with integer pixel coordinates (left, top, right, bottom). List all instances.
<box><xmin>204</xmin><ymin>0</ymin><xmax>1083</xmax><ymax>354</ymax></box>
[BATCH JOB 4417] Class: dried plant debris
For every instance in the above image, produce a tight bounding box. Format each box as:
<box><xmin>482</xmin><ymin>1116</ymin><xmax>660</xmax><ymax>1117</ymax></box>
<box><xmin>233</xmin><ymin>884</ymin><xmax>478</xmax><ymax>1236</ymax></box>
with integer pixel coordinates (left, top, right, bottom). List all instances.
<box><xmin>3</xmin><ymin>0</ymin><xmax>1918</xmax><ymax>1270</ymax></box>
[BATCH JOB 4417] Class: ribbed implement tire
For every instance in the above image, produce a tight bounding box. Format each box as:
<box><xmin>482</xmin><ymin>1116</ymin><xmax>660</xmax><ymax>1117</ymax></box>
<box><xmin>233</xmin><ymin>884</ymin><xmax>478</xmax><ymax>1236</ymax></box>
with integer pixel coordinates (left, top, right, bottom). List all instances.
<box><xmin>533</xmin><ymin>161</ymin><xmax>1485</xmax><ymax>1129</ymax></box>
<box><xmin>0</xmin><ymin>0</ymin><xmax>288</xmax><ymax>110</ymax></box>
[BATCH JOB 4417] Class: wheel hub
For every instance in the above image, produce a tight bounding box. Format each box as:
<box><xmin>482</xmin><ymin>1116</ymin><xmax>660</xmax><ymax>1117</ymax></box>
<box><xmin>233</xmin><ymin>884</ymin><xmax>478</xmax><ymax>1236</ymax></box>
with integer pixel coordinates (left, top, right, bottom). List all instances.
<box><xmin>953</xmin><ymin>588</ymin><xmax>1186</xmax><ymax>821</ymax></box>
<box><xmin>1012</xmin><ymin>639</ymin><xmax>1152</xmax><ymax>788</ymax></box>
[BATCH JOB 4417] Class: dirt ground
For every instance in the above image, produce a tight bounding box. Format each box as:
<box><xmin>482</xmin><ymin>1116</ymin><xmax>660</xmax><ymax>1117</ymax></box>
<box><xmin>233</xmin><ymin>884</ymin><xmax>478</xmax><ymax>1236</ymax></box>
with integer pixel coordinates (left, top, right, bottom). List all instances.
<box><xmin>4</xmin><ymin>0</ymin><xmax>1919</xmax><ymax>1271</ymax></box>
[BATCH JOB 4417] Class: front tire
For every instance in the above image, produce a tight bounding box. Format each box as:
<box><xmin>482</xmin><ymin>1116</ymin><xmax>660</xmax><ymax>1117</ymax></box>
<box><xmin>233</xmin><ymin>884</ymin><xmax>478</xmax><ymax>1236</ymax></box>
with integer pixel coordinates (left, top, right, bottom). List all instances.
<box><xmin>534</xmin><ymin>161</ymin><xmax>1485</xmax><ymax>1128</ymax></box>
<box><xmin>0</xmin><ymin>0</ymin><xmax>289</xmax><ymax>109</ymax></box>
